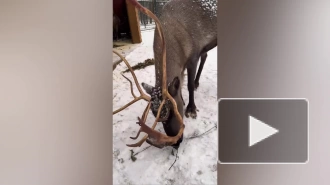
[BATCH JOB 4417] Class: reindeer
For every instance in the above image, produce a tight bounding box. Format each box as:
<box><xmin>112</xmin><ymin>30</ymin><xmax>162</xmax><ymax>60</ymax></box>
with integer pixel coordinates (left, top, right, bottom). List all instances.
<box><xmin>113</xmin><ymin>0</ymin><xmax>217</xmax><ymax>149</ymax></box>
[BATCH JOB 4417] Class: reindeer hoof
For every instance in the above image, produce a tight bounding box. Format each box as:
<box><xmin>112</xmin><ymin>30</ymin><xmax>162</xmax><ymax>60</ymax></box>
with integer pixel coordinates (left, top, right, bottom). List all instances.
<box><xmin>185</xmin><ymin>104</ymin><xmax>197</xmax><ymax>119</ymax></box>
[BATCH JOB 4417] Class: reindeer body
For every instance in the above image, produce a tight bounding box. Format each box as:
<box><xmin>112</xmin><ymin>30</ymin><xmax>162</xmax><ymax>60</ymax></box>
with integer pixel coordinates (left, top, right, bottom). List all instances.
<box><xmin>142</xmin><ymin>0</ymin><xmax>217</xmax><ymax>148</ymax></box>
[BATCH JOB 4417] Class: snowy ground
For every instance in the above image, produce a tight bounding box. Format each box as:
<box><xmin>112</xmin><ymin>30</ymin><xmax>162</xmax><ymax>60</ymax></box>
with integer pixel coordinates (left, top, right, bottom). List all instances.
<box><xmin>113</xmin><ymin>29</ymin><xmax>218</xmax><ymax>185</ymax></box>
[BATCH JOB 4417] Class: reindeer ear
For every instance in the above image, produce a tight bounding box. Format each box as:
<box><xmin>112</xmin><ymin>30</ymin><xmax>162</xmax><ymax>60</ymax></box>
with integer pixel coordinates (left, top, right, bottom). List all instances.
<box><xmin>141</xmin><ymin>82</ymin><xmax>154</xmax><ymax>95</ymax></box>
<box><xmin>168</xmin><ymin>77</ymin><xmax>180</xmax><ymax>97</ymax></box>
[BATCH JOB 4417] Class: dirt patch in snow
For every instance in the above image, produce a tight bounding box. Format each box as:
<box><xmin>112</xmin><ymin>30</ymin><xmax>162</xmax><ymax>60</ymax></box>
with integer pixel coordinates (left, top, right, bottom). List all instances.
<box><xmin>122</xmin><ymin>58</ymin><xmax>155</xmax><ymax>73</ymax></box>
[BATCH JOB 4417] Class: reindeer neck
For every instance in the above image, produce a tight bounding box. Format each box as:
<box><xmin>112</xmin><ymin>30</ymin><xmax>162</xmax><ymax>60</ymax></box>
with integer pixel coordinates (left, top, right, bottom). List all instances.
<box><xmin>153</xmin><ymin>30</ymin><xmax>185</xmax><ymax>89</ymax></box>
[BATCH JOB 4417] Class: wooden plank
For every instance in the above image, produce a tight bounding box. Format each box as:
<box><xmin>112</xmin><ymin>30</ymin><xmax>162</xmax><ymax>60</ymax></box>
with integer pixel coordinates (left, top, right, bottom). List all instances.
<box><xmin>125</xmin><ymin>0</ymin><xmax>142</xmax><ymax>44</ymax></box>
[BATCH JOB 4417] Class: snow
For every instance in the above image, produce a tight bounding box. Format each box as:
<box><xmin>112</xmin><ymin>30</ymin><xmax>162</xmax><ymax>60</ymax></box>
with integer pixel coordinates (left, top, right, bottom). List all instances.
<box><xmin>113</xmin><ymin>29</ymin><xmax>218</xmax><ymax>185</ymax></box>
<box><xmin>113</xmin><ymin>40</ymin><xmax>140</xmax><ymax>64</ymax></box>
<box><xmin>197</xmin><ymin>0</ymin><xmax>217</xmax><ymax>17</ymax></box>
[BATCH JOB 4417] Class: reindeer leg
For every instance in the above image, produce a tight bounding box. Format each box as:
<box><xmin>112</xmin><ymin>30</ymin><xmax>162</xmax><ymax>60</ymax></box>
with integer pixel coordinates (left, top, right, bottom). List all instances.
<box><xmin>185</xmin><ymin>56</ymin><xmax>199</xmax><ymax>119</ymax></box>
<box><xmin>194</xmin><ymin>52</ymin><xmax>207</xmax><ymax>90</ymax></box>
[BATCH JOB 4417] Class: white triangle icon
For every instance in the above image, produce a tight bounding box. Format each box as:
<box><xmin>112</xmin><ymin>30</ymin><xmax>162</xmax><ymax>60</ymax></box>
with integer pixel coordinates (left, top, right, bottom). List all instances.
<box><xmin>249</xmin><ymin>115</ymin><xmax>279</xmax><ymax>147</ymax></box>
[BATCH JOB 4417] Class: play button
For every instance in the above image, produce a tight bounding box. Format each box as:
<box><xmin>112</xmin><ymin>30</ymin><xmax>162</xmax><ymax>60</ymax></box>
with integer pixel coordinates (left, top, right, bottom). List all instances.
<box><xmin>249</xmin><ymin>115</ymin><xmax>279</xmax><ymax>147</ymax></box>
<box><xmin>218</xmin><ymin>98</ymin><xmax>309</xmax><ymax>164</ymax></box>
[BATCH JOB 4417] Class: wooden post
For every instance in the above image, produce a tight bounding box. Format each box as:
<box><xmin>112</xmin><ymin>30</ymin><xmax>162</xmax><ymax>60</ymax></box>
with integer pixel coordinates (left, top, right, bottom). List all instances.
<box><xmin>126</xmin><ymin>0</ymin><xmax>142</xmax><ymax>44</ymax></box>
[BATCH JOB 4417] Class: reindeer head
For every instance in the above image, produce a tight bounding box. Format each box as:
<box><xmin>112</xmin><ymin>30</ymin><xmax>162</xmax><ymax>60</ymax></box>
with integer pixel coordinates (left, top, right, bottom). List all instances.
<box><xmin>141</xmin><ymin>77</ymin><xmax>184</xmax><ymax>149</ymax></box>
<box><xmin>141</xmin><ymin>77</ymin><xmax>180</xmax><ymax>120</ymax></box>
<box><xmin>112</xmin><ymin>0</ymin><xmax>185</xmax><ymax>149</ymax></box>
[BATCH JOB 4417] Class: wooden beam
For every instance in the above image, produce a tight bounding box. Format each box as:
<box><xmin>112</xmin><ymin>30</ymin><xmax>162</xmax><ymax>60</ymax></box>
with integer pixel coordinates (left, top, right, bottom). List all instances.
<box><xmin>125</xmin><ymin>0</ymin><xmax>142</xmax><ymax>44</ymax></box>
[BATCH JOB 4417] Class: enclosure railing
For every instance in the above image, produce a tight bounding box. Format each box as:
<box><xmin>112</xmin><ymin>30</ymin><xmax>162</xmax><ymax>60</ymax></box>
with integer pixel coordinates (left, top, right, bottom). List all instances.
<box><xmin>137</xmin><ymin>0</ymin><xmax>169</xmax><ymax>30</ymax></box>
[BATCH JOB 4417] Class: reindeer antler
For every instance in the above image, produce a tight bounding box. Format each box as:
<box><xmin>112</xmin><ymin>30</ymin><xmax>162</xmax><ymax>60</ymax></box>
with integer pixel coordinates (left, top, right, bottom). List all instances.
<box><xmin>112</xmin><ymin>0</ymin><xmax>185</xmax><ymax>148</ymax></box>
<box><xmin>113</xmin><ymin>50</ymin><xmax>150</xmax><ymax>114</ymax></box>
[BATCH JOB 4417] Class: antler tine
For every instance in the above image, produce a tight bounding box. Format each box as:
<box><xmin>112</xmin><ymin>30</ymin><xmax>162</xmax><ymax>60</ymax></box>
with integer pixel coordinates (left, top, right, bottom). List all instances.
<box><xmin>121</xmin><ymin>73</ymin><xmax>137</xmax><ymax>99</ymax></box>
<box><xmin>127</xmin><ymin>99</ymin><xmax>166</xmax><ymax>147</ymax></box>
<box><xmin>112</xmin><ymin>50</ymin><xmax>151</xmax><ymax>115</ymax></box>
<box><xmin>129</xmin><ymin>101</ymin><xmax>151</xmax><ymax>140</ymax></box>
